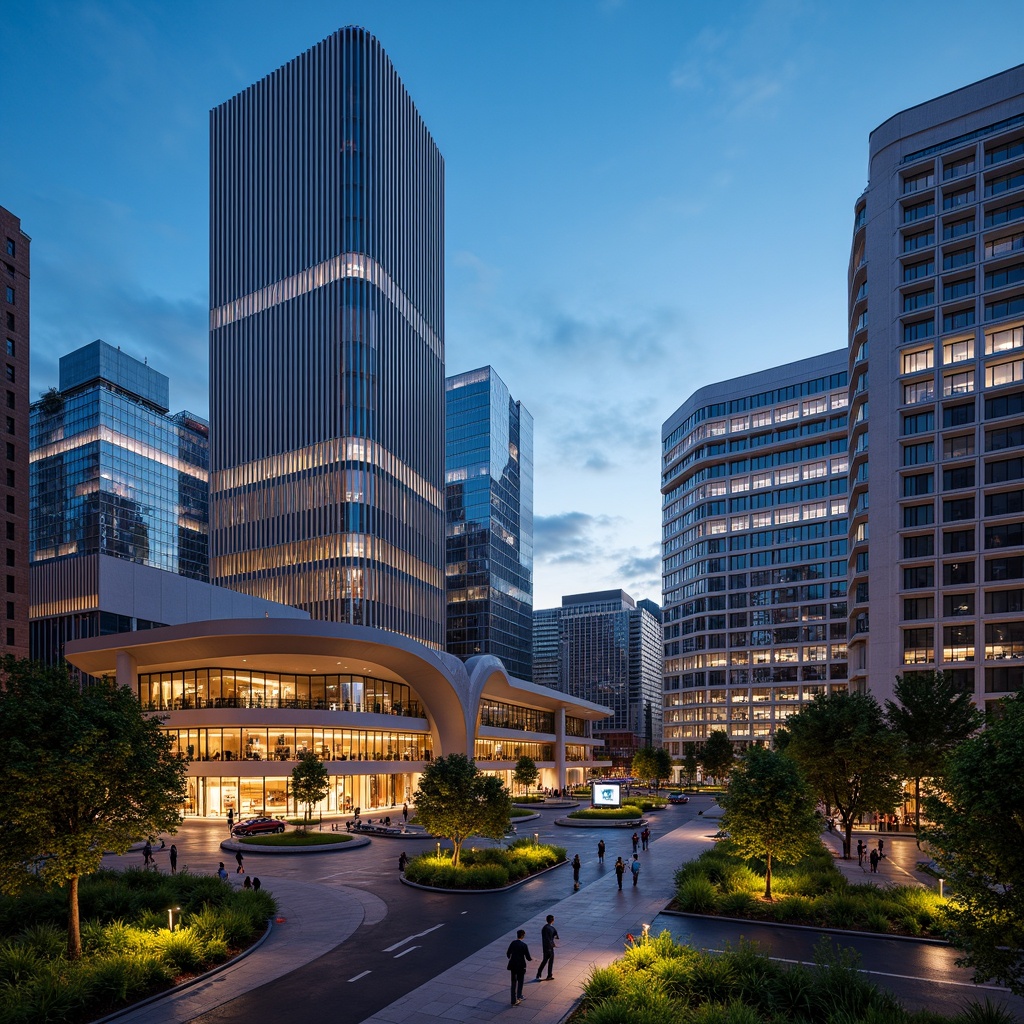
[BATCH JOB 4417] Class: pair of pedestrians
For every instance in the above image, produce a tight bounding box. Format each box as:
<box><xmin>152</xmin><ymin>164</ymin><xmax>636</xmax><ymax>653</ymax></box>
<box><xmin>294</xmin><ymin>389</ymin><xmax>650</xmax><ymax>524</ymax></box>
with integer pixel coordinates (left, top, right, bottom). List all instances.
<box><xmin>614</xmin><ymin>854</ymin><xmax>642</xmax><ymax>889</ymax></box>
<box><xmin>505</xmin><ymin>915</ymin><xmax>558</xmax><ymax>1005</ymax></box>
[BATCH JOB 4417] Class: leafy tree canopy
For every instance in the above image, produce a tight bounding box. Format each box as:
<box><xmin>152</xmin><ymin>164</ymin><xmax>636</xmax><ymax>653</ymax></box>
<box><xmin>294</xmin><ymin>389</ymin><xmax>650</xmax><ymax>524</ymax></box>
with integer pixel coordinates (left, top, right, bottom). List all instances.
<box><xmin>923</xmin><ymin>695</ymin><xmax>1024</xmax><ymax>995</ymax></box>
<box><xmin>885</xmin><ymin>670</ymin><xmax>982</xmax><ymax>831</ymax></box>
<box><xmin>681</xmin><ymin>743</ymin><xmax>700</xmax><ymax>787</ymax></box>
<box><xmin>784</xmin><ymin>690</ymin><xmax>904</xmax><ymax>858</ymax></box>
<box><xmin>512</xmin><ymin>755</ymin><xmax>539</xmax><ymax>795</ymax></box>
<box><xmin>700</xmin><ymin>730</ymin><xmax>735</xmax><ymax>783</ymax></box>
<box><xmin>722</xmin><ymin>746</ymin><xmax>822</xmax><ymax>898</ymax></box>
<box><xmin>412</xmin><ymin>753</ymin><xmax>512</xmax><ymax>866</ymax></box>
<box><xmin>0</xmin><ymin>658</ymin><xmax>187</xmax><ymax>958</ymax></box>
<box><xmin>291</xmin><ymin>751</ymin><xmax>329</xmax><ymax>827</ymax></box>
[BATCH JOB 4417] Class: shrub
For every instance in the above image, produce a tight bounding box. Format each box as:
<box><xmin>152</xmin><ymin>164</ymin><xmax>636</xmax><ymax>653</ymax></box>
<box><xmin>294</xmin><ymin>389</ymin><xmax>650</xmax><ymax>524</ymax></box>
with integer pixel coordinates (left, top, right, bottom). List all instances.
<box><xmin>567</xmin><ymin>806</ymin><xmax>645</xmax><ymax>820</ymax></box>
<box><xmin>718</xmin><ymin>890</ymin><xmax>758</xmax><ymax>917</ymax></box>
<box><xmin>581</xmin><ymin>965</ymin><xmax>622</xmax><ymax>1007</ymax></box>
<box><xmin>0</xmin><ymin>940</ymin><xmax>41</xmax><ymax>986</ymax></box>
<box><xmin>953</xmin><ymin>1000</ymin><xmax>1021</xmax><ymax>1024</ymax></box>
<box><xmin>688</xmin><ymin>949</ymin><xmax>739</xmax><ymax>1002</ymax></box>
<box><xmin>675</xmin><ymin>875</ymin><xmax>718</xmax><ymax>914</ymax></box>
<box><xmin>154</xmin><ymin>929</ymin><xmax>207</xmax><ymax>974</ymax></box>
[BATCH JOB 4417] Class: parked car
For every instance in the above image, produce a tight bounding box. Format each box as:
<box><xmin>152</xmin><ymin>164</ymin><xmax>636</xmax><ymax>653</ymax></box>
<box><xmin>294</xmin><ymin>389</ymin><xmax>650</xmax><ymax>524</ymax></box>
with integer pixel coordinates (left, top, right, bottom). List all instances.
<box><xmin>232</xmin><ymin>816</ymin><xmax>287</xmax><ymax>836</ymax></box>
<box><xmin>668</xmin><ymin>792</ymin><xmax>690</xmax><ymax>804</ymax></box>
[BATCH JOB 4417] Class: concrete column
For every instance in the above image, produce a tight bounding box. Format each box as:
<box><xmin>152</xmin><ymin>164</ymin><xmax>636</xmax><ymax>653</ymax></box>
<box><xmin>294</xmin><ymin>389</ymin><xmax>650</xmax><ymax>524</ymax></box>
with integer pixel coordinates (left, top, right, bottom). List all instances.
<box><xmin>555</xmin><ymin>707</ymin><xmax>566</xmax><ymax>789</ymax></box>
<box><xmin>115</xmin><ymin>650</ymin><xmax>138</xmax><ymax>693</ymax></box>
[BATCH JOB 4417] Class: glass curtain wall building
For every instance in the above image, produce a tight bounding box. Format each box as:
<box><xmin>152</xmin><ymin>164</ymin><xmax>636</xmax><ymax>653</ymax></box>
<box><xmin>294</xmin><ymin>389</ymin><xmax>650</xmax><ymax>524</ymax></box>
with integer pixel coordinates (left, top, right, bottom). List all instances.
<box><xmin>445</xmin><ymin>366</ymin><xmax>534</xmax><ymax>679</ymax></box>
<box><xmin>209</xmin><ymin>27</ymin><xmax>446</xmax><ymax>646</ymax></box>
<box><xmin>534</xmin><ymin>590</ymin><xmax>662</xmax><ymax>768</ymax></box>
<box><xmin>661</xmin><ymin>352</ymin><xmax>850</xmax><ymax>754</ymax></box>
<box><xmin>848</xmin><ymin>65</ymin><xmax>1024</xmax><ymax>713</ymax></box>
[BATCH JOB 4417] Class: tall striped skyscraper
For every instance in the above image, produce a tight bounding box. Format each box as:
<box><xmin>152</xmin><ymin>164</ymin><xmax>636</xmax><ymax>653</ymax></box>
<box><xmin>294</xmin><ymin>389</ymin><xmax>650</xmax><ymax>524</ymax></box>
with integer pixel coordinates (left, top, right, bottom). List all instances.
<box><xmin>208</xmin><ymin>28</ymin><xmax>446</xmax><ymax>646</ymax></box>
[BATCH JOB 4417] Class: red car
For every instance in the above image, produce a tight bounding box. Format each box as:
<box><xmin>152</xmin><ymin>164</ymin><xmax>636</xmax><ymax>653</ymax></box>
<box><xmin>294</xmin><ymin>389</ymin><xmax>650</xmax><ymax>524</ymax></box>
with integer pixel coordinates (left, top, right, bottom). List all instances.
<box><xmin>232</xmin><ymin>816</ymin><xmax>287</xmax><ymax>836</ymax></box>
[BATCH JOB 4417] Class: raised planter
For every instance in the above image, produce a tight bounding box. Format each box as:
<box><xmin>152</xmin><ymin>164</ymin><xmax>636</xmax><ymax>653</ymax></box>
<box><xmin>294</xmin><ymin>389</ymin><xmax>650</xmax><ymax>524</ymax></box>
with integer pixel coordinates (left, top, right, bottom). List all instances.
<box><xmin>220</xmin><ymin>835</ymin><xmax>369</xmax><ymax>854</ymax></box>
<box><xmin>555</xmin><ymin>816</ymin><xmax>647</xmax><ymax>828</ymax></box>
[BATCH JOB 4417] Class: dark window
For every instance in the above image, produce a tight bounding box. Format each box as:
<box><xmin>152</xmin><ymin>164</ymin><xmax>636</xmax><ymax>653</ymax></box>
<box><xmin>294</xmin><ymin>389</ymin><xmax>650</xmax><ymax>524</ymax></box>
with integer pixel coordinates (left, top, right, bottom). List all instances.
<box><xmin>904</xmin><ymin>319</ymin><xmax>935</xmax><ymax>342</ymax></box>
<box><xmin>6</xmin><ymin>443</ymin><xmax>13</xmax><ymax>461</ymax></box>
<box><xmin>5</xmin><ymin>629</ymin><xmax>12</xmax><ymax>646</ymax></box>
<box><xmin>4</xmin><ymin>602</ymin><xmax>11</xmax><ymax>620</ymax></box>
<box><xmin>986</xmin><ymin>667</ymin><xmax>1023</xmax><ymax>693</ymax></box>
<box><xmin>903</xmin><ymin>565</ymin><xmax>934</xmax><ymax>589</ymax></box>
<box><xmin>943</xmin><ymin>309</ymin><xmax>975</xmax><ymax>332</ymax></box>
<box><xmin>903</xmin><ymin>503</ymin><xmax>935</xmax><ymax>527</ymax></box>
<box><xmin>985</xmin><ymin>390</ymin><xmax>1024</xmax><ymax>419</ymax></box>
<box><xmin>5</xmin><ymin>576</ymin><xmax>12</xmax><ymax>594</ymax></box>
<box><xmin>4</xmin><ymin>367</ymin><xmax>13</xmax><ymax>383</ymax></box>
<box><xmin>903</xmin><ymin>597</ymin><xmax>934</xmax><ymax>620</ymax></box>
<box><xmin>5</xmin><ymin>418</ymin><xmax>13</xmax><ymax>435</ymax></box>
<box><xmin>903</xmin><ymin>411</ymin><xmax>935</xmax><ymax>435</ymax></box>
<box><xmin>903</xmin><ymin>472</ymin><xmax>934</xmax><ymax>496</ymax></box>
<box><xmin>985</xmin><ymin>458</ymin><xmax>1024</xmax><ymax>484</ymax></box>
<box><xmin>903</xmin><ymin>535</ymin><xmax>934</xmax><ymax>558</ymax></box>
<box><xmin>943</xmin><ymin>278</ymin><xmax>975</xmax><ymax>301</ymax></box>
<box><xmin>984</xmin><ymin>262</ymin><xmax>1024</xmax><ymax>290</ymax></box>
<box><xmin>985</xmin><ymin>294</ymin><xmax>1024</xmax><ymax>321</ymax></box>
<box><xmin>986</xmin><ymin>490</ymin><xmax>1024</xmax><ymax>516</ymax></box>
<box><xmin>943</xmin><ymin>247</ymin><xmax>974</xmax><ymax>270</ymax></box>
<box><xmin>5</xmin><ymin>470</ymin><xmax>12</xmax><ymax>488</ymax></box>
<box><xmin>5</xmin><ymin>523</ymin><xmax>12</xmax><ymax>540</ymax></box>
<box><xmin>5</xmin><ymin>392</ymin><xmax>13</xmax><ymax>409</ymax></box>
<box><xmin>986</xmin><ymin>424</ymin><xmax>1024</xmax><ymax>451</ymax></box>
<box><xmin>986</xmin><ymin>556</ymin><xmax>1024</xmax><ymax>581</ymax></box>
<box><xmin>944</xmin><ymin>561</ymin><xmax>975</xmax><ymax>585</ymax></box>
<box><xmin>943</xmin><ymin>529</ymin><xmax>975</xmax><ymax>553</ymax></box>
<box><xmin>4</xmin><ymin>239</ymin><xmax>13</xmax><ymax>257</ymax></box>
<box><xmin>943</xmin><ymin>497</ymin><xmax>975</xmax><ymax>522</ymax></box>
<box><xmin>4</xmin><ymin>340</ymin><xmax>12</xmax><ymax>357</ymax></box>
<box><xmin>944</xmin><ymin>592</ymin><xmax>975</xmax><ymax>616</ymax></box>
<box><xmin>943</xmin><ymin>465</ymin><xmax>975</xmax><ymax>490</ymax></box>
<box><xmin>943</xmin><ymin>217</ymin><xmax>975</xmax><ymax>240</ymax></box>
<box><xmin>4</xmin><ymin>288</ymin><xmax>12</xmax><ymax>305</ymax></box>
<box><xmin>986</xmin><ymin>589</ymin><xmax>1024</xmax><ymax>613</ymax></box>
<box><xmin>942</xmin><ymin>402</ymin><xmax>974</xmax><ymax>427</ymax></box>
<box><xmin>5</xmin><ymin>314</ymin><xmax>13</xmax><ymax>330</ymax></box>
<box><xmin>4</xmin><ymin>496</ymin><xmax>12</xmax><ymax>514</ymax></box>
<box><xmin>986</xmin><ymin>522</ymin><xmax>1024</xmax><ymax>548</ymax></box>
<box><xmin>5</xmin><ymin>550</ymin><xmax>13</xmax><ymax>568</ymax></box>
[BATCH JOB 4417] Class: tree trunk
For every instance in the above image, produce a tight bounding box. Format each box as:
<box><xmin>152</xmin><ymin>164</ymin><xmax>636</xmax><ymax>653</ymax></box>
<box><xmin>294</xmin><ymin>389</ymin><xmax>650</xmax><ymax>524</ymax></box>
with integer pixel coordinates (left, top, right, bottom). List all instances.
<box><xmin>67</xmin><ymin>873</ymin><xmax>81</xmax><ymax>960</ymax></box>
<box><xmin>451</xmin><ymin>839</ymin><xmax>461</xmax><ymax>867</ymax></box>
<box><xmin>764</xmin><ymin>853</ymin><xmax>773</xmax><ymax>900</ymax></box>
<box><xmin>842</xmin><ymin>819</ymin><xmax>853</xmax><ymax>859</ymax></box>
<box><xmin>914</xmin><ymin>777</ymin><xmax>922</xmax><ymax>834</ymax></box>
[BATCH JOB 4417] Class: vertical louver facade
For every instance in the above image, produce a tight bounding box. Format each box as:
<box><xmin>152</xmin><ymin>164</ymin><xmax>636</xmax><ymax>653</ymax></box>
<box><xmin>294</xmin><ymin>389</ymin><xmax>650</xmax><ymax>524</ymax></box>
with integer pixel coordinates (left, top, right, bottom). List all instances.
<box><xmin>209</xmin><ymin>27</ymin><xmax>445</xmax><ymax>646</ymax></box>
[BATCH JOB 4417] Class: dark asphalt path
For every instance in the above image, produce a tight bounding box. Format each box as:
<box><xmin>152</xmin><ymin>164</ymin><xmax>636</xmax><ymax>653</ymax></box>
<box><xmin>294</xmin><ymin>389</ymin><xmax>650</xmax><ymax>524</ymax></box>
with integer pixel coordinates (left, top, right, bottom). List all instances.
<box><xmin>190</xmin><ymin>801</ymin><xmax>697</xmax><ymax>1023</ymax></box>
<box><xmin>653</xmin><ymin>912</ymin><xmax>1024</xmax><ymax>1020</ymax></box>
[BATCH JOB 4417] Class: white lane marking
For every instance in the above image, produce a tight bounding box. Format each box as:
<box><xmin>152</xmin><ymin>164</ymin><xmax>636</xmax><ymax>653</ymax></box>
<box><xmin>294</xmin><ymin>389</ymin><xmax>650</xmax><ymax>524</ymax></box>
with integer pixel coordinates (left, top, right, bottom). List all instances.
<box><xmin>348</xmin><ymin>971</ymin><xmax>371</xmax><ymax>982</ymax></box>
<box><xmin>705</xmin><ymin>949</ymin><xmax>1011</xmax><ymax>993</ymax></box>
<box><xmin>394</xmin><ymin>945</ymin><xmax>420</xmax><ymax>958</ymax></box>
<box><xmin>383</xmin><ymin>922</ymin><xmax>445</xmax><ymax>952</ymax></box>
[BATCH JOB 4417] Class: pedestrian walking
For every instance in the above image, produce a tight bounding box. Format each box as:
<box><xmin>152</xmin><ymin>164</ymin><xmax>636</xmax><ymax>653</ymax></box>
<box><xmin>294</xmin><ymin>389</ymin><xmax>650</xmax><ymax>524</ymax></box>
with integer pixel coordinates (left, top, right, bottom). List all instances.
<box><xmin>402</xmin><ymin>802</ymin><xmax>409</xmax><ymax>823</ymax></box>
<box><xmin>869</xmin><ymin>849</ymin><xmax>879</xmax><ymax>873</ymax></box>
<box><xmin>227</xmin><ymin>808</ymin><xmax>234</xmax><ymax>834</ymax></box>
<box><xmin>856</xmin><ymin>840</ymin><xmax>864</xmax><ymax>868</ymax></box>
<box><xmin>235</xmin><ymin>850</ymin><xmax>244</xmax><ymax>874</ymax></box>
<box><xmin>506</xmin><ymin>929</ymin><xmax>531</xmax><ymax>1006</ymax></box>
<box><xmin>572</xmin><ymin>854</ymin><xmax>581</xmax><ymax>891</ymax></box>
<box><xmin>536</xmin><ymin>915</ymin><xmax>558</xmax><ymax>980</ymax></box>
<box><xmin>614</xmin><ymin>857</ymin><xmax>625</xmax><ymax>890</ymax></box>
<box><xmin>597</xmin><ymin>839</ymin><xmax>605</xmax><ymax>864</ymax></box>
<box><xmin>631</xmin><ymin>854</ymin><xmax>641</xmax><ymax>887</ymax></box>
<box><xmin>877</xmin><ymin>838</ymin><xmax>885</xmax><ymax>859</ymax></box>
<box><xmin>252</xmin><ymin>877</ymin><xmax>261</xmax><ymax>891</ymax></box>
<box><xmin>243</xmin><ymin>875</ymin><xmax>252</xmax><ymax>889</ymax></box>
<box><xmin>398</xmin><ymin>851</ymin><xmax>409</xmax><ymax>873</ymax></box>
<box><xmin>641</xmin><ymin>827</ymin><xmax>650</xmax><ymax>850</ymax></box>
<box><xmin>142</xmin><ymin>840</ymin><xmax>152</xmax><ymax>868</ymax></box>
<box><xmin>217</xmin><ymin>862</ymin><xmax>228</xmax><ymax>880</ymax></box>
<box><xmin>631</xmin><ymin>832</ymin><xmax>639</xmax><ymax>854</ymax></box>
<box><xmin>169</xmin><ymin>843</ymin><xmax>178</xmax><ymax>874</ymax></box>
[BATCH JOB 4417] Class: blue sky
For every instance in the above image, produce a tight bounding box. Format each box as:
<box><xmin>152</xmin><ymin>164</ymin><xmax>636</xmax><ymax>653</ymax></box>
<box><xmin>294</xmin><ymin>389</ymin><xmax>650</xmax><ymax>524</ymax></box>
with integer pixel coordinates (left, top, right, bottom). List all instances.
<box><xmin>4</xmin><ymin>1</ymin><xmax>1024</xmax><ymax>610</ymax></box>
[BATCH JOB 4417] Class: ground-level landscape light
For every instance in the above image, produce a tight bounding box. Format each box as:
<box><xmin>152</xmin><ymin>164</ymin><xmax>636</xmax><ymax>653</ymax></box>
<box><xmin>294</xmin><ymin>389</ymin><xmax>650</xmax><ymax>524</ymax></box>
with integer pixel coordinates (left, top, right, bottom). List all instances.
<box><xmin>167</xmin><ymin>907</ymin><xmax>181</xmax><ymax>932</ymax></box>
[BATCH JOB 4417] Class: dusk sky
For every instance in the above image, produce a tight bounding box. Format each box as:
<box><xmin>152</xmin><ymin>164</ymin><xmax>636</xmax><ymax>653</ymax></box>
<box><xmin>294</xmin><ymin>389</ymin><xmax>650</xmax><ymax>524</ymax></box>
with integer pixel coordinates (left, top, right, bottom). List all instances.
<box><xmin>4</xmin><ymin>1</ymin><xmax>1024</xmax><ymax>610</ymax></box>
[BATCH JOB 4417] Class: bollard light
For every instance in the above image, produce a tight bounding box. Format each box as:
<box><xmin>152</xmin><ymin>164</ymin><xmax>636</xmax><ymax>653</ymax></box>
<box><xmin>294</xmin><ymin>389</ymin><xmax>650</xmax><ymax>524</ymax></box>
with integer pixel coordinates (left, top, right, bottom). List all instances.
<box><xmin>167</xmin><ymin>906</ymin><xmax>181</xmax><ymax>932</ymax></box>
<box><xmin>642</xmin><ymin>923</ymin><xmax>650</xmax><ymax>938</ymax></box>
<box><xmin>436</xmin><ymin>841</ymin><xmax>441</xmax><ymax>860</ymax></box>
<box><xmin>534</xmin><ymin>832</ymin><xmax>539</xmax><ymax>846</ymax></box>
<box><xmin>938</xmin><ymin>879</ymin><xmax>944</xmax><ymax>898</ymax></box>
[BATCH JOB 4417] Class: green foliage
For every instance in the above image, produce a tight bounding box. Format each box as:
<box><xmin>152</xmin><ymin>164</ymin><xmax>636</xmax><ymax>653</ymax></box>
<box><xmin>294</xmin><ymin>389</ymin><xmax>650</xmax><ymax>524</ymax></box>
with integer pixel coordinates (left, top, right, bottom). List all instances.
<box><xmin>701</xmin><ymin>730</ymin><xmax>735</xmax><ymax>782</ymax></box>
<box><xmin>289</xmin><ymin>751</ymin><xmax>329</xmax><ymax>827</ymax></box>
<box><xmin>682</xmin><ymin>743</ymin><xmax>700</xmax><ymax>787</ymax></box>
<box><xmin>631</xmin><ymin>746</ymin><xmax>673</xmax><ymax>789</ymax></box>
<box><xmin>886</xmin><ymin>670</ymin><xmax>982</xmax><ymax>831</ymax></box>
<box><xmin>238</xmin><ymin>830</ymin><xmax>347</xmax><ymax>846</ymax></box>
<box><xmin>569</xmin><ymin>805</ymin><xmax>645</xmax><ymax>819</ymax></box>
<box><xmin>512</xmin><ymin>755</ymin><xmax>539</xmax><ymax>795</ymax></box>
<box><xmin>412</xmin><ymin>753</ymin><xmax>513</xmax><ymax>866</ymax></box>
<box><xmin>401</xmin><ymin>838</ymin><xmax>564</xmax><ymax>889</ymax></box>
<box><xmin>784</xmin><ymin>691</ymin><xmax>905</xmax><ymax>857</ymax></box>
<box><xmin>0</xmin><ymin>658</ymin><xmax>188</xmax><ymax>960</ymax></box>
<box><xmin>676</xmin><ymin>875</ymin><xmax>719</xmax><ymax>913</ymax></box>
<box><xmin>923</xmin><ymin>693</ymin><xmax>1024</xmax><ymax>995</ymax></box>
<box><xmin>722</xmin><ymin>746</ymin><xmax>822</xmax><ymax>898</ymax></box>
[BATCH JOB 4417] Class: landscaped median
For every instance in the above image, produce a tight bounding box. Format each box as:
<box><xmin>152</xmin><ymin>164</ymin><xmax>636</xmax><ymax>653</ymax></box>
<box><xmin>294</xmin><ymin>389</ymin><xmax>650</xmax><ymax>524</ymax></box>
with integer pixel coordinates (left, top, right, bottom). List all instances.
<box><xmin>233</xmin><ymin>830</ymin><xmax>355</xmax><ymax>848</ymax></box>
<box><xmin>670</xmin><ymin>842</ymin><xmax>947</xmax><ymax>937</ymax></box>
<box><xmin>0</xmin><ymin>869</ymin><xmax>276</xmax><ymax>1024</ymax></box>
<box><xmin>402</xmin><ymin>838</ymin><xmax>565</xmax><ymax>890</ymax></box>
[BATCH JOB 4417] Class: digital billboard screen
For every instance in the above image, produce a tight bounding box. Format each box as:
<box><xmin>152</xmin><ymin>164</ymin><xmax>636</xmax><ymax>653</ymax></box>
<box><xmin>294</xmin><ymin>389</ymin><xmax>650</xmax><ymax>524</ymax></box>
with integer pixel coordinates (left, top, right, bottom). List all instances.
<box><xmin>592</xmin><ymin>781</ymin><xmax>621</xmax><ymax>808</ymax></box>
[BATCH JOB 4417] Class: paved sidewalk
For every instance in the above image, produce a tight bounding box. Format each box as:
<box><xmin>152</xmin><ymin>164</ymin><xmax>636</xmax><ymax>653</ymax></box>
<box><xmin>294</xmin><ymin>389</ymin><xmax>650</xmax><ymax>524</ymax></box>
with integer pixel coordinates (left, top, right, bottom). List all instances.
<box><xmin>360</xmin><ymin>817</ymin><xmax>722</xmax><ymax>1024</ymax></box>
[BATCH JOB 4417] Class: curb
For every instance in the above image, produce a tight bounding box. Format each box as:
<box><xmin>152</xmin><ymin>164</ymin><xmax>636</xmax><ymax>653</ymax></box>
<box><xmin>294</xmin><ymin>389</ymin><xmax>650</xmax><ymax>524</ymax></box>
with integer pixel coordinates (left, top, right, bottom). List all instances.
<box><xmin>555</xmin><ymin>817</ymin><xmax>648</xmax><ymax>828</ymax></box>
<box><xmin>220</xmin><ymin>836</ymin><xmax>370</xmax><ymax>854</ymax></box>
<box><xmin>399</xmin><ymin>858</ymin><xmax>566</xmax><ymax>893</ymax></box>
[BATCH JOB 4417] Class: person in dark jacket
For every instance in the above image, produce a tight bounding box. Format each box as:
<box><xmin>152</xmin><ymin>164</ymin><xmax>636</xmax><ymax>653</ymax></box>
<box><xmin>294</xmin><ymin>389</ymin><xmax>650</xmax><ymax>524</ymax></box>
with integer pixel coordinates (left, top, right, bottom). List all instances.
<box><xmin>506</xmin><ymin>929</ymin><xmax>531</xmax><ymax>1005</ymax></box>
<box><xmin>536</xmin><ymin>915</ymin><xmax>558</xmax><ymax>980</ymax></box>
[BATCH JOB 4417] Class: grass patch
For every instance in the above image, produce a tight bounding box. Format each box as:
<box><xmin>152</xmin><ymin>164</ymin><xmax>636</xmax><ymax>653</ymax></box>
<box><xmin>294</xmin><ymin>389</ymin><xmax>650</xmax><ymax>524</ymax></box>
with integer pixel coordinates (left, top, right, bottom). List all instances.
<box><xmin>512</xmin><ymin>794</ymin><xmax>547</xmax><ymax>803</ymax></box>
<box><xmin>510</xmin><ymin>808</ymin><xmax>535</xmax><ymax>818</ymax></box>
<box><xmin>668</xmin><ymin>846</ymin><xmax>947</xmax><ymax>937</ymax></box>
<box><xmin>0</xmin><ymin>869</ymin><xmax>276</xmax><ymax>1024</ymax></box>
<box><xmin>567</xmin><ymin>806</ymin><xmax>645</xmax><ymax>820</ymax></box>
<box><xmin>403</xmin><ymin>838</ymin><xmax>565</xmax><ymax>889</ymax></box>
<box><xmin>236</xmin><ymin>830</ymin><xmax>350</xmax><ymax>847</ymax></box>
<box><xmin>571</xmin><ymin>932</ymin><xmax>986</xmax><ymax>1024</ymax></box>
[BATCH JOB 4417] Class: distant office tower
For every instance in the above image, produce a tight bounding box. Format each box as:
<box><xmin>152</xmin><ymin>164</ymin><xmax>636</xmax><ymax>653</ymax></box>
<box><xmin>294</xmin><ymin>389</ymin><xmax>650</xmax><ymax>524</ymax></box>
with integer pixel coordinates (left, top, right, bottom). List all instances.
<box><xmin>534</xmin><ymin>590</ymin><xmax>662</xmax><ymax>767</ymax></box>
<box><xmin>848</xmin><ymin>65</ymin><xmax>1024</xmax><ymax>713</ymax></box>
<box><xmin>29</xmin><ymin>340</ymin><xmax>305</xmax><ymax>665</ymax></box>
<box><xmin>0</xmin><ymin>206</ymin><xmax>29</xmax><ymax>659</ymax></box>
<box><xmin>532</xmin><ymin>606</ymin><xmax>561</xmax><ymax>689</ymax></box>
<box><xmin>445</xmin><ymin>366</ymin><xmax>533</xmax><ymax>678</ymax></box>
<box><xmin>661</xmin><ymin>352</ymin><xmax>850</xmax><ymax>755</ymax></box>
<box><xmin>209</xmin><ymin>27</ymin><xmax>445</xmax><ymax>646</ymax></box>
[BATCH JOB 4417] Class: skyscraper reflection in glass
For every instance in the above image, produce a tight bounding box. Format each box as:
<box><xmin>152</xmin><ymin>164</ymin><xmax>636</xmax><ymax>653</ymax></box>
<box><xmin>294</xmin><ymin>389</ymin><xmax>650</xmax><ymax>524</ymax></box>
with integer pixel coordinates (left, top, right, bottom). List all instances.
<box><xmin>445</xmin><ymin>366</ymin><xmax>533</xmax><ymax>679</ymax></box>
<box><xmin>209</xmin><ymin>27</ymin><xmax>445</xmax><ymax>646</ymax></box>
<box><xmin>30</xmin><ymin>339</ymin><xmax>209</xmax><ymax>579</ymax></box>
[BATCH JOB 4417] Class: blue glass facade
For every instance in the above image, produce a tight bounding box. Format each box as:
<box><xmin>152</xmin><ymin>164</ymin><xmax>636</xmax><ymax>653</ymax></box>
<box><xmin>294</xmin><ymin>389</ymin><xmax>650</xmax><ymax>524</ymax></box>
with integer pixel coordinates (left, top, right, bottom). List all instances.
<box><xmin>30</xmin><ymin>340</ymin><xmax>209</xmax><ymax>579</ymax></box>
<box><xmin>209</xmin><ymin>27</ymin><xmax>445</xmax><ymax>646</ymax></box>
<box><xmin>445</xmin><ymin>367</ymin><xmax>533</xmax><ymax>679</ymax></box>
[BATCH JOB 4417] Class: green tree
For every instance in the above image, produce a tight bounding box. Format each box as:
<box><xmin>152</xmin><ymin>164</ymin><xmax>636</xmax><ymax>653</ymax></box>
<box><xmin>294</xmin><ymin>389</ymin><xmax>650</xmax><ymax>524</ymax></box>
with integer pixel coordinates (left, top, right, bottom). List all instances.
<box><xmin>885</xmin><ymin>670</ymin><xmax>982</xmax><ymax>833</ymax></box>
<box><xmin>923</xmin><ymin>695</ymin><xmax>1024</xmax><ymax>995</ymax></box>
<box><xmin>512</xmin><ymin>755</ymin><xmax>539</xmax><ymax>796</ymax></box>
<box><xmin>291</xmin><ymin>750</ymin><xmax>329</xmax><ymax>829</ymax></box>
<box><xmin>682</xmin><ymin>743</ymin><xmax>700</xmax><ymax>788</ymax></box>
<box><xmin>722</xmin><ymin>746</ymin><xmax>821</xmax><ymax>899</ymax></box>
<box><xmin>700</xmin><ymin>730</ymin><xmax>735</xmax><ymax>784</ymax></box>
<box><xmin>413</xmin><ymin>753</ymin><xmax>512</xmax><ymax>866</ymax></box>
<box><xmin>783</xmin><ymin>691</ymin><xmax>904</xmax><ymax>858</ymax></box>
<box><xmin>630</xmin><ymin>746</ymin><xmax>658</xmax><ymax>788</ymax></box>
<box><xmin>652</xmin><ymin>747</ymin><xmax>672</xmax><ymax>791</ymax></box>
<box><xmin>0</xmin><ymin>658</ymin><xmax>187</xmax><ymax>959</ymax></box>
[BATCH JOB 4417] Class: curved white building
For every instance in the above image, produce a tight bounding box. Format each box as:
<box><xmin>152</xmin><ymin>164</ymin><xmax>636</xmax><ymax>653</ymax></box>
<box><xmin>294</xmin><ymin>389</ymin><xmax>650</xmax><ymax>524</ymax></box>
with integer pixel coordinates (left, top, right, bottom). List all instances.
<box><xmin>64</xmin><ymin>619</ymin><xmax>610</xmax><ymax>819</ymax></box>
